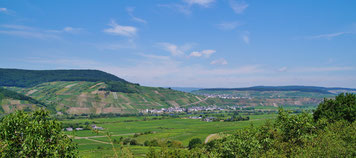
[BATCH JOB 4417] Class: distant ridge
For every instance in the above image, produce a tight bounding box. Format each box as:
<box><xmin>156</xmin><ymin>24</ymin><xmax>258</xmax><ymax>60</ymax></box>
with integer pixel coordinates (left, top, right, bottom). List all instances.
<box><xmin>0</xmin><ymin>68</ymin><xmax>128</xmax><ymax>88</ymax></box>
<box><xmin>200</xmin><ymin>86</ymin><xmax>356</xmax><ymax>94</ymax></box>
<box><xmin>169</xmin><ymin>87</ymin><xmax>202</xmax><ymax>93</ymax></box>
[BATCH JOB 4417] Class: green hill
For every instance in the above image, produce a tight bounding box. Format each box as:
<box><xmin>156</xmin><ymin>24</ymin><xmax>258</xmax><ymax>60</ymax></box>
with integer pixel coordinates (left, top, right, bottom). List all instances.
<box><xmin>0</xmin><ymin>68</ymin><xmax>219</xmax><ymax>114</ymax></box>
<box><xmin>193</xmin><ymin>86</ymin><xmax>356</xmax><ymax>108</ymax></box>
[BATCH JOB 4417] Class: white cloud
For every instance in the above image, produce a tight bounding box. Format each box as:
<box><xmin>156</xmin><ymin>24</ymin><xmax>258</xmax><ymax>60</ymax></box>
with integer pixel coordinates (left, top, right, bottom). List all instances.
<box><xmin>95</xmin><ymin>40</ymin><xmax>136</xmax><ymax>50</ymax></box>
<box><xmin>189</xmin><ymin>51</ymin><xmax>202</xmax><ymax>57</ymax></box>
<box><xmin>104</xmin><ymin>20</ymin><xmax>137</xmax><ymax>37</ymax></box>
<box><xmin>63</xmin><ymin>27</ymin><xmax>81</xmax><ymax>33</ymax></box>
<box><xmin>242</xmin><ymin>34</ymin><xmax>249</xmax><ymax>44</ymax></box>
<box><xmin>100</xmin><ymin>63</ymin><xmax>265</xmax><ymax>87</ymax></box>
<box><xmin>24</xmin><ymin>57</ymin><xmax>101</xmax><ymax>68</ymax></box>
<box><xmin>157</xmin><ymin>42</ymin><xmax>186</xmax><ymax>56</ymax></box>
<box><xmin>189</xmin><ymin>49</ymin><xmax>215</xmax><ymax>58</ymax></box>
<box><xmin>158</xmin><ymin>4</ymin><xmax>192</xmax><ymax>15</ymax></box>
<box><xmin>295</xmin><ymin>66</ymin><xmax>354</xmax><ymax>72</ymax></box>
<box><xmin>183</xmin><ymin>0</ymin><xmax>215</xmax><ymax>7</ymax></box>
<box><xmin>211</xmin><ymin>58</ymin><xmax>228</xmax><ymax>65</ymax></box>
<box><xmin>0</xmin><ymin>30</ymin><xmax>60</xmax><ymax>39</ymax></box>
<box><xmin>0</xmin><ymin>24</ymin><xmax>83</xmax><ymax>39</ymax></box>
<box><xmin>127</xmin><ymin>7</ymin><xmax>147</xmax><ymax>24</ymax></box>
<box><xmin>0</xmin><ymin>8</ymin><xmax>7</xmax><ymax>13</ymax></box>
<box><xmin>47</xmin><ymin>27</ymin><xmax>82</xmax><ymax>34</ymax></box>
<box><xmin>278</xmin><ymin>67</ymin><xmax>288</xmax><ymax>72</ymax></box>
<box><xmin>307</xmin><ymin>32</ymin><xmax>349</xmax><ymax>40</ymax></box>
<box><xmin>229</xmin><ymin>0</ymin><xmax>248</xmax><ymax>14</ymax></box>
<box><xmin>1</xmin><ymin>24</ymin><xmax>33</xmax><ymax>30</ymax></box>
<box><xmin>217</xmin><ymin>21</ymin><xmax>241</xmax><ymax>30</ymax></box>
<box><xmin>159</xmin><ymin>0</ymin><xmax>214</xmax><ymax>15</ymax></box>
<box><xmin>0</xmin><ymin>8</ymin><xmax>15</xmax><ymax>15</ymax></box>
<box><xmin>139</xmin><ymin>53</ymin><xmax>171</xmax><ymax>61</ymax></box>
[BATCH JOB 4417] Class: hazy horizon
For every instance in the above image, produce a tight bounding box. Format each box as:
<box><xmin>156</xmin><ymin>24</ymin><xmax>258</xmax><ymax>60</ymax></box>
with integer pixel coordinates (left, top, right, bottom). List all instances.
<box><xmin>1</xmin><ymin>0</ymin><xmax>356</xmax><ymax>88</ymax></box>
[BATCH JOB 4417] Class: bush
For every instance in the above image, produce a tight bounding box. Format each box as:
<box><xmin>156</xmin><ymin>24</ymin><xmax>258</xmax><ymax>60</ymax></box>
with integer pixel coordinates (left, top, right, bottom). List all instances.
<box><xmin>0</xmin><ymin>109</ymin><xmax>78</xmax><ymax>157</ymax></box>
<box><xmin>130</xmin><ymin>139</ymin><xmax>139</xmax><ymax>145</ymax></box>
<box><xmin>144</xmin><ymin>139</ymin><xmax>159</xmax><ymax>147</ymax></box>
<box><xmin>167</xmin><ymin>140</ymin><xmax>183</xmax><ymax>148</ymax></box>
<box><xmin>123</xmin><ymin>138</ymin><xmax>131</xmax><ymax>145</ymax></box>
<box><xmin>314</xmin><ymin>93</ymin><xmax>356</xmax><ymax>123</ymax></box>
<box><xmin>188</xmin><ymin>138</ymin><xmax>202</xmax><ymax>149</ymax></box>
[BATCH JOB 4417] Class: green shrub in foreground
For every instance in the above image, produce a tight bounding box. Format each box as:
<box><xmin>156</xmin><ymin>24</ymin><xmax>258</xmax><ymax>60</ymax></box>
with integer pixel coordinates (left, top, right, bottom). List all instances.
<box><xmin>0</xmin><ymin>109</ymin><xmax>78</xmax><ymax>157</ymax></box>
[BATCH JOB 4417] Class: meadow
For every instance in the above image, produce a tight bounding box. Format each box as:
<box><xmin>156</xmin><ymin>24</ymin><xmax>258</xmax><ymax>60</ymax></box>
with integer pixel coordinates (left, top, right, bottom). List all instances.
<box><xmin>63</xmin><ymin>113</ymin><xmax>277</xmax><ymax>157</ymax></box>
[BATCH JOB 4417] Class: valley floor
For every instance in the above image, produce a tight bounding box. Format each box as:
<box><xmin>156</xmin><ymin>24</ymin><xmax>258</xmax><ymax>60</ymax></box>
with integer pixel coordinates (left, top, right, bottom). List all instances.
<box><xmin>63</xmin><ymin>113</ymin><xmax>277</xmax><ymax>157</ymax></box>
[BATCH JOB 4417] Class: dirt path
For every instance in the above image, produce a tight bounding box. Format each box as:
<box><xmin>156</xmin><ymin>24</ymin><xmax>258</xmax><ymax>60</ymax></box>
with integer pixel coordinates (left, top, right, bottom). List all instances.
<box><xmin>71</xmin><ymin>133</ymin><xmax>135</xmax><ymax>145</ymax></box>
<box><xmin>205</xmin><ymin>133</ymin><xmax>218</xmax><ymax>143</ymax></box>
<box><xmin>112</xmin><ymin>92</ymin><xmax>118</xmax><ymax>99</ymax></box>
<box><xmin>73</xmin><ymin>133</ymin><xmax>135</xmax><ymax>140</ymax></box>
<box><xmin>85</xmin><ymin>138</ymin><xmax>111</xmax><ymax>144</ymax></box>
<box><xmin>184</xmin><ymin>96</ymin><xmax>210</xmax><ymax>106</ymax></box>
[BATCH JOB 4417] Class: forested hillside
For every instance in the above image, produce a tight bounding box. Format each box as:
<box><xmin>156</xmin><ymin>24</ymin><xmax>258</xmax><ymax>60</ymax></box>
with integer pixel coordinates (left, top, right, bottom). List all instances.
<box><xmin>0</xmin><ymin>68</ymin><xmax>127</xmax><ymax>86</ymax></box>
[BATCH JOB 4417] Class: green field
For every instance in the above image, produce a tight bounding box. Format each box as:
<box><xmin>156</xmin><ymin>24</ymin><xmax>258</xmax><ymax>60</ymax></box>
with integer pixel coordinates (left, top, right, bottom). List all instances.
<box><xmin>63</xmin><ymin>113</ymin><xmax>277</xmax><ymax>157</ymax></box>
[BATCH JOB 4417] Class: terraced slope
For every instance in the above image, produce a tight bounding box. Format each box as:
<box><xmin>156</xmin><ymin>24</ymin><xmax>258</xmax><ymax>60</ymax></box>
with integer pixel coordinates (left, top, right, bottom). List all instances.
<box><xmin>0</xmin><ymin>68</ymin><xmax>223</xmax><ymax>114</ymax></box>
<box><xmin>7</xmin><ymin>81</ymin><xmax>213</xmax><ymax>114</ymax></box>
<box><xmin>0</xmin><ymin>87</ymin><xmax>45</xmax><ymax>114</ymax></box>
<box><xmin>0</xmin><ymin>98</ymin><xmax>39</xmax><ymax>113</ymax></box>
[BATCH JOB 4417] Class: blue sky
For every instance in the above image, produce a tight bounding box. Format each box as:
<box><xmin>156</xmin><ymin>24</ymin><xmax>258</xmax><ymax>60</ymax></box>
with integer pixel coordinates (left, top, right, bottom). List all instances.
<box><xmin>1</xmin><ymin>0</ymin><xmax>356</xmax><ymax>88</ymax></box>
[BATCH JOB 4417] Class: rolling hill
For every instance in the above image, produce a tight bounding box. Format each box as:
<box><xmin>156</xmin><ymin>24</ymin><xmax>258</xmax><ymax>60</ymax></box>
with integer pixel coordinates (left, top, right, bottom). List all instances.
<box><xmin>0</xmin><ymin>68</ymin><xmax>218</xmax><ymax>114</ymax></box>
<box><xmin>192</xmin><ymin>86</ymin><xmax>356</xmax><ymax>108</ymax></box>
<box><xmin>199</xmin><ymin>86</ymin><xmax>356</xmax><ymax>94</ymax></box>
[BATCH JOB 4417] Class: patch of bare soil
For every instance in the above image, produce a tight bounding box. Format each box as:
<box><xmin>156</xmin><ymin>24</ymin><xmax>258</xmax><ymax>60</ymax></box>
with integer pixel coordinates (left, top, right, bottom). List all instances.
<box><xmin>65</xmin><ymin>83</ymin><xmax>77</xmax><ymax>88</ymax></box>
<box><xmin>26</xmin><ymin>89</ymin><xmax>38</xmax><ymax>95</ymax></box>
<box><xmin>168</xmin><ymin>101</ymin><xmax>179</xmax><ymax>108</ymax></box>
<box><xmin>89</xmin><ymin>82</ymin><xmax>106</xmax><ymax>90</ymax></box>
<box><xmin>102</xmin><ymin>107</ymin><xmax>122</xmax><ymax>113</ymax></box>
<box><xmin>77</xmin><ymin>93</ymin><xmax>88</xmax><ymax>107</ymax></box>
<box><xmin>67</xmin><ymin>107</ymin><xmax>91</xmax><ymax>114</ymax></box>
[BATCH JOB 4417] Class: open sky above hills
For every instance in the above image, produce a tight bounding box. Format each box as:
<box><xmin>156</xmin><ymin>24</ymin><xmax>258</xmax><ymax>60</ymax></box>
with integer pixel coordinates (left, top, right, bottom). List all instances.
<box><xmin>1</xmin><ymin>0</ymin><xmax>356</xmax><ymax>88</ymax></box>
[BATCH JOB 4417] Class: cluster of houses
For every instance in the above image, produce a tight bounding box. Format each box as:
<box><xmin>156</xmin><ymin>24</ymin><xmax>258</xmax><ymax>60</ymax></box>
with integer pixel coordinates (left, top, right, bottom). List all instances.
<box><xmin>91</xmin><ymin>124</ymin><xmax>104</xmax><ymax>130</ymax></box>
<box><xmin>64</xmin><ymin>124</ymin><xmax>104</xmax><ymax>131</ymax></box>
<box><xmin>189</xmin><ymin>116</ymin><xmax>217</xmax><ymax>122</ymax></box>
<box><xmin>199</xmin><ymin>94</ymin><xmax>251</xmax><ymax>99</ymax></box>
<box><xmin>141</xmin><ymin>106</ymin><xmax>227</xmax><ymax>114</ymax></box>
<box><xmin>65</xmin><ymin>127</ymin><xmax>83</xmax><ymax>132</ymax></box>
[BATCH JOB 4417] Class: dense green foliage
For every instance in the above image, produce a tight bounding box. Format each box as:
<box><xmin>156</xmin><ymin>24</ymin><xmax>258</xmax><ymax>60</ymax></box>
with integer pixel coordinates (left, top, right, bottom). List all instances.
<box><xmin>0</xmin><ymin>68</ymin><xmax>128</xmax><ymax>87</ymax></box>
<box><xmin>201</xmin><ymin>85</ymin><xmax>356</xmax><ymax>94</ymax></box>
<box><xmin>0</xmin><ymin>87</ymin><xmax>46</xmax><ymax>107</ymax></box>
<box><xmin>0</xmin><ymin>109</ymin><xmax>78</xmax><ymax>157</ymax></box>
<box><xmin>188</xmin><ymin>138</ymin><xmax>202</xmax><ymax>149</ymax></box>
<box><xmin>314</xmin><ymin>93</ymin><xmax>356</xmax><ymax>123</ymax></box>
<box><xmin>147</xmin><ymin>93</ymin><xmax>356</xmax><ymax>157</ymax></box>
